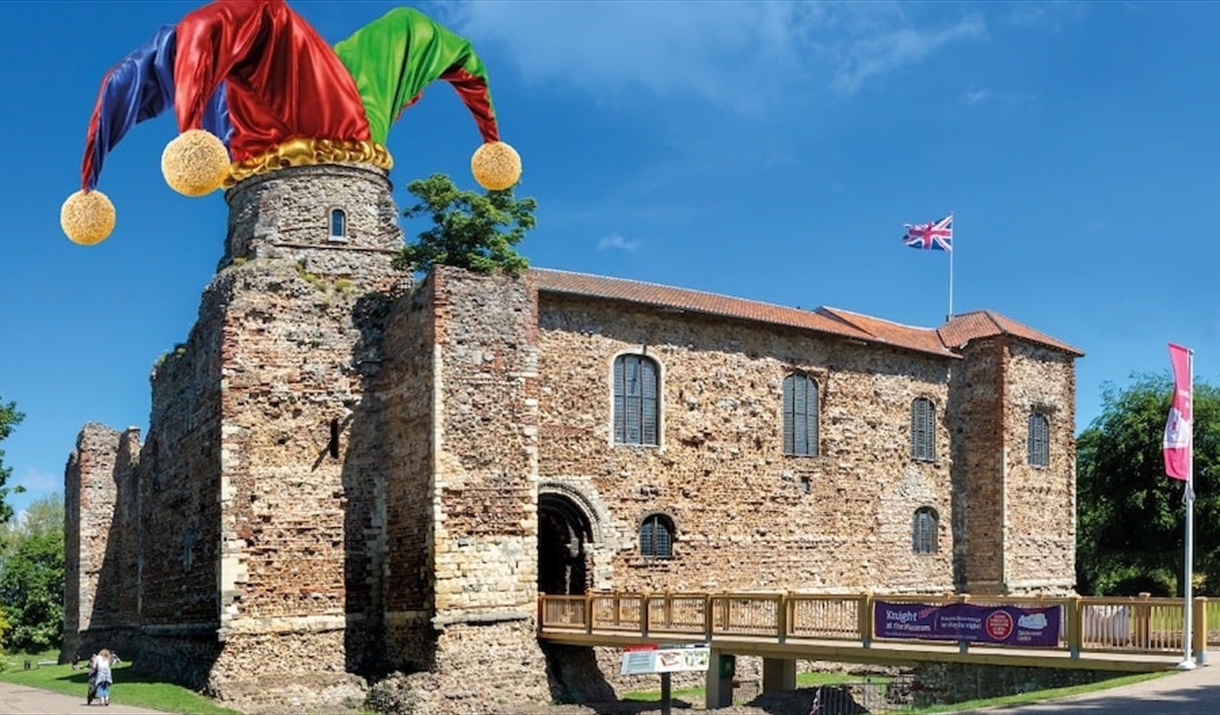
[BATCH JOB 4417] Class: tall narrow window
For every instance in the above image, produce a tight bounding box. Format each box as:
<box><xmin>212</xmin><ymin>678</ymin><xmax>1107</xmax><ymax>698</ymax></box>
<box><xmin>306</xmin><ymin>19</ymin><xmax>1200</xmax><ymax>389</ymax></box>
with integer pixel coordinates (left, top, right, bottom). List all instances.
<box><xmin>328</xmin><ymin>418</ymin><xmax>340</xmax><ymax>459</ymax></box>
<box><xmin>328</xmin><ymin>208</ymin><xmax>347</xmax><ymax>242</ymax></box>
<box><xmin>1028</xmin><ymin>412</ymin><xmax>1050</xmax><ymax>467</ymax></box>
<box><xmin>782</xmin><ymin>373</ymin><xmax>819</xmax><ymax>456</ymax></box>
<box><xmin>912</xmin><ymin>507</ymin><xmax>938</xmax><ymax>554</ymax></box>
<box><xmin>640</xmin><ymin>513</ymin><xmax>674</xmax><ymax>559</ymax></box>
<box><xmin>613</xmin><ymin>354</ymin><xmax>659</xmax><ymax>445</ymax></box>
<box><xmin>910</xmin><ymin>397</ymin><xmax>936</xmax><ymax>462</ymax></box>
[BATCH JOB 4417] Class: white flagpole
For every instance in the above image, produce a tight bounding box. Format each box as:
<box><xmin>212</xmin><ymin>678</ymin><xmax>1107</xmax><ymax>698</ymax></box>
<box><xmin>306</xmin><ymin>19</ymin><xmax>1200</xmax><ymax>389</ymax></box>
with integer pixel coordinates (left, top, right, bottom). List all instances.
<box><xmin>946</xmin><ymin>212</ymin><xmax>955</xmax><ymax>322</ymax></box>
<box><xmin>1178</xmin><ymin>348</ymin><xmax>1196</xmax><ymax>670</ymax></box>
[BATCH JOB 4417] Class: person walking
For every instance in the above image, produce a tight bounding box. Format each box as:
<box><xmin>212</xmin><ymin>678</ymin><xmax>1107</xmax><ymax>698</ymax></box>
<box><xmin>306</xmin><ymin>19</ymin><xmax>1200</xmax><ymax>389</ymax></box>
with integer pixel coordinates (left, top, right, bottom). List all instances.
<box><xmin>92</xmin><ymin>649</ymin><xmax>115</xmax><ymax>706</ymax></box>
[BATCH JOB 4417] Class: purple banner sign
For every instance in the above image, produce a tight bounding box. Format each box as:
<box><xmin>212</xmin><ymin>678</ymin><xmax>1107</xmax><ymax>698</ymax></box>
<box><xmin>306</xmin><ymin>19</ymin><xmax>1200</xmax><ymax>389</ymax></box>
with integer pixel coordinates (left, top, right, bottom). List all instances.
<box><xmin>874</xmin><ymin>601</ymin><xmax>1060</xmax><ymax>647</ymax></box>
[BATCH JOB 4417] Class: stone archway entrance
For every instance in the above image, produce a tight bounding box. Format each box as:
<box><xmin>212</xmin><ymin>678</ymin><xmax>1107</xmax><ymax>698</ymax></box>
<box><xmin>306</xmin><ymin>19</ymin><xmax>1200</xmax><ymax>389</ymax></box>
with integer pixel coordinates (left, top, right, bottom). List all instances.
<box><xmin>538</xmin><ymin>492</ymin><xmax>593</xmax><ymax>596</ymax></box>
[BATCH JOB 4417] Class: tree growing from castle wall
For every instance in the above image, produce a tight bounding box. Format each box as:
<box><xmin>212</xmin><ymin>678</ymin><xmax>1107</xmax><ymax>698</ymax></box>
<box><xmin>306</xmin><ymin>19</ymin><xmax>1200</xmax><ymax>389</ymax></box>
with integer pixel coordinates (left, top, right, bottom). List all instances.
<box><xmin>393</xmin><ymin>173</ymin><xmax>537</xmax><ymax>275</ymax></box>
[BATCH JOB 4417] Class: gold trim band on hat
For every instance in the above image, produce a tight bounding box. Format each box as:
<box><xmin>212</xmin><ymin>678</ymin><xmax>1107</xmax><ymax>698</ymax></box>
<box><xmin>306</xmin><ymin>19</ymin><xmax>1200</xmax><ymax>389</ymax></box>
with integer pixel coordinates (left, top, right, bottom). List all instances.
<box><xmin>224</xmin><ymin>138</ymin><xmax>394</xmax><ymax>187</ymax></box>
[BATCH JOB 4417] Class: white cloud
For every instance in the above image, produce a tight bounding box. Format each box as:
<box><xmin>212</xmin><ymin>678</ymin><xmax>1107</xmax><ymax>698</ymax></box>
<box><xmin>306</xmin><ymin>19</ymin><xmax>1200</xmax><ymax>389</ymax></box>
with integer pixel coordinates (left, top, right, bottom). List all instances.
<box><xmin>961</xmin><ymin>89</ymin><xmax>991</xmax><ymax>106</ymax></box>
<box><xmin>436</xmin><ymin>1</ymin><xmax>988</xmax><ymax>110</ymax></box>
<box><xmin>958</xmin><ymin>88</ymin><xmax>1037</xmax><ymax>111</ymax></box>
<box><xmin>597</xmin><ymin>232</ymin><xmax>640</xmax><ymax>253</ymax></box>
<box><xmin>1004</xmin><ymin>1</ymin><xmax>1091</xmax><ymax>32</ymax></box>
<box><xmin>827</xmin><ymin>14</ymin><xmax>988</xmax><ymax>93</ymax></box>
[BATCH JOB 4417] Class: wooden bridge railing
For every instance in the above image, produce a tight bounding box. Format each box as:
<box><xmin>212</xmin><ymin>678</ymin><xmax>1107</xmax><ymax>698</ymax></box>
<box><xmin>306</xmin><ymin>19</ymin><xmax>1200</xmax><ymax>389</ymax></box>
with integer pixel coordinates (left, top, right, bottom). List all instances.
<box><xmin>538</xmin><ymin>591</ymin><xmax>1213</xmax><ymax>660</ymax></box>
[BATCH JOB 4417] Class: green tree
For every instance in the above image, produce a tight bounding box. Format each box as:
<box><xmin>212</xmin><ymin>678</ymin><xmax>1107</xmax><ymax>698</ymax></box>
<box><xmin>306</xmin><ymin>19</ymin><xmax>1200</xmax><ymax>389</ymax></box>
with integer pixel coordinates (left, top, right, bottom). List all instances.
<box><xmin>0</xmin><ymin>604</ymin><xmax>10</xmax><ymax>654</ymax></box>
<box><xmin>393</xmin><ymin>173</ymin><xmax>536</xmax><ymax>275</ymax></box>
<box><xmin>0</xmin><ymin>397</ymin><xmax>25</xmax><ymax>526</ymax></box>
<box><xmin>0</xmin><ymin>530</ymin><xmax>64</xmax><ymax>652</ymax></box>
<box><xmin>1077</xmin><ymin>373</ymin><xmax>1220</xmax><ymax>595</ymax></box>
<box><xmin>0</xmin><ymin>492</ymin><xmax>64</xmax><ymax>559</ymax></box>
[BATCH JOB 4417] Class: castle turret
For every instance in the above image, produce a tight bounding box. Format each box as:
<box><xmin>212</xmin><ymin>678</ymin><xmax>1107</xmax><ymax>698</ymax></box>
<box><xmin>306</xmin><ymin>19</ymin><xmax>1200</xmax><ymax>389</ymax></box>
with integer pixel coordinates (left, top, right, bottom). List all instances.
<box><xmin>942</xmin><ymin>311</ymin><xmax>1083</xmax><ymax>595</ymax></box>
<box><xmin>138</xmin><ymin>164</ymin><xmax>406</xmax><ymax>698</ymax></box>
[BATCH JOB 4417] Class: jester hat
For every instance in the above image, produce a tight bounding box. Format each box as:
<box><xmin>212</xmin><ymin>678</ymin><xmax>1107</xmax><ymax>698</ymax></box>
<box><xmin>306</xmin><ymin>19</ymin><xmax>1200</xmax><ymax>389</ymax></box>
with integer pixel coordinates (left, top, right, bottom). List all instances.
<box><xmin>62</xmin><ymin>0</ymin><xmax>522</xmax><ymax>245</ymax></box>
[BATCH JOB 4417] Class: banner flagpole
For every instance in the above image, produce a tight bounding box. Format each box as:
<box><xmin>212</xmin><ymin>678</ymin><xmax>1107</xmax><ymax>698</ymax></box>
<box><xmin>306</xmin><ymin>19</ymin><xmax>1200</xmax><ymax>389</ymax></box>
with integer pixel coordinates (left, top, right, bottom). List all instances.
<box><xmin>1178</xmin><ymin>347</ymin><xmax>1196</xmax><ymax>670</ymax></box>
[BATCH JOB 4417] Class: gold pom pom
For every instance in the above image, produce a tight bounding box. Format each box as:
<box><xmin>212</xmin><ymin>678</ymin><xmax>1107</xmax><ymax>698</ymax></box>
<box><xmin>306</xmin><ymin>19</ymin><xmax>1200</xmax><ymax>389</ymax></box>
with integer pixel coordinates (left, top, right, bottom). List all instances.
<box><xmin>61</xmin><ymin>190</ymin><xmax>116</xmax><ymax>245</ymax></box>
<box><xmin>471</xmin><ymin>141</ymin><xmax>522</xmax><ymax>191</ymax></box>
<box><xmin>162</xmin><ymin>129</ymin><xmax>230</xmax><ymax>197</ymax></box>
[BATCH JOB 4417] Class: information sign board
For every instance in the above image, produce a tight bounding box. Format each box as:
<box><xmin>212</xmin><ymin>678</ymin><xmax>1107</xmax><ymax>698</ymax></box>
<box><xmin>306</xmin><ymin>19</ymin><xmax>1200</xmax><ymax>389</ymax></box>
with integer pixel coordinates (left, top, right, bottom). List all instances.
<box><xmin>620</xmin><ymin>643</ymin><xmax>710</xmax><ymax>675</ymax></box>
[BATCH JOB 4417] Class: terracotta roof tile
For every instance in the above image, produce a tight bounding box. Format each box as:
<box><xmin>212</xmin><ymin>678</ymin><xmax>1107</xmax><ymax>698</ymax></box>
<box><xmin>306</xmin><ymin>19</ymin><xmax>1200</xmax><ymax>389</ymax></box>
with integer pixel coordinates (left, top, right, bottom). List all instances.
<box><xmin>816</xmin><ymin>307</ymin><xmax>957</xmax><ymax>357</ymax></box>
<box><xmin>531</xmin><ymin>269</ymin><xmax>961</xmax><ymax>359</ymax></box>
<box><xmin>939</xmin><ymin>310</ymin><xmax>1084</xmax><ymax>356</ymax></box>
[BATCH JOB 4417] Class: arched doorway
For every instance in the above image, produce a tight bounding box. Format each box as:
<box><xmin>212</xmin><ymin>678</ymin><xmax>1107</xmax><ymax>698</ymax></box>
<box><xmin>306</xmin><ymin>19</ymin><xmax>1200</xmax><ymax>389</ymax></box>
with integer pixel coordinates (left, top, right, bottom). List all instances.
<box><xmin>538</xmin><ymin>492</ymin><xmax>593</xmax><ymax>595</ymax></box>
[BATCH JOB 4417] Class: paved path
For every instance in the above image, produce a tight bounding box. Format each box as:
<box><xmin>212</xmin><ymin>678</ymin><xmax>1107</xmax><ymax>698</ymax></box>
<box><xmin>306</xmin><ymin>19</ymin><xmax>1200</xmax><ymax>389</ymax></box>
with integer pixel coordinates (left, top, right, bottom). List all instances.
<box><xmin>0</xmin><ymin>680</ymin><xmax>168</xmax><ymax>715</ymax></box>
<box><xmin>958</xmin><ymin>664</ymin><xmax>1220</xmax><ymax>715</ymax></box>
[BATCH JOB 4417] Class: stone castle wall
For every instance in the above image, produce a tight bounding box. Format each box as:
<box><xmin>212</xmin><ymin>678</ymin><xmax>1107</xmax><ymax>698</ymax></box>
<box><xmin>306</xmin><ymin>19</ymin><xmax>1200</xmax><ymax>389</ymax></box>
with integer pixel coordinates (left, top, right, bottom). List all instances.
<box><xmin>62</xmin><ymin>165</ymin><xmax>1081</xmax><ymax>712</ymax></box>
<box><xmin>535</xmin><ymin>293</ymin><xmax>955</xmax><ymax>594</ymax></box>
<box><xmin>381</xmin><ymin>277</ymin><xmax>438</xmax><ymax>671</ymax></box>
<box><xmin>947</xmin><ymin>336</ymin><xmax>1006</xmax><ymax>593</ymax></box>
<box><xmin>947</xmin><ymin>336</ymin><xmax>1077</xmax><ymax>595</ymax></box>
<box><xmin>1001</xmin><ymin>341</ymin><xmax>1076</xmax><ymax>592</ymax></box>
<box><xmin>424</xmin><ymin>268</ymin><xmax>550</xmax><ymax>703</ymax></box>
<box><xmin>431</xmin><ymin>267</ymin><xmax>541</xmax><ymax>617</ymax></box>
<box><xmin>208</xmin><ymin>165</ymin><xmax>403</xmax><ymax>685</ymax></box>
<box><xmin>139</xmin><ymin>277</ymin><xmax>225</xmax><ymax>631</ymax></box>
<box><xmin>62</xmin><ymin>423</ymin><xmax>139</xmax><ymax>661</ymax></box>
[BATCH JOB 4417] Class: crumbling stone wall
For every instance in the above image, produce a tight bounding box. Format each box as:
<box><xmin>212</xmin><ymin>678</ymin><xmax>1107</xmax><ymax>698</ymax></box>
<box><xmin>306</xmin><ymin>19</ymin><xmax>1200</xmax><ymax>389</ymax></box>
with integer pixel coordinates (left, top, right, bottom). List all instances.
<box><xmin>535</xmin><ymin>294</ymin><xmax>955</xmax><ymax>594</ymax></box>
<box><xmin>139</xmin><ymin>279</ymin><xmax>225</xmax><ymax>632</ymax></box>
<box><xmin>381</xmin><ymin>277</ymin><xmax>437</xmax><ymax>670</ymax></box>
<box><xmin>62</xmin><ymin>423</ymin><xmax>139</xmax><ymax>661</ymax></box>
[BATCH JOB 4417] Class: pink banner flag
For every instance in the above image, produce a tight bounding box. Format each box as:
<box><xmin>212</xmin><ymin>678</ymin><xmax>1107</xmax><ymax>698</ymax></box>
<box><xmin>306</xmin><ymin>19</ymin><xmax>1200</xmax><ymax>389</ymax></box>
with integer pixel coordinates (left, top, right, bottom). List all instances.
<box><xmin>1163</xmin><ymin>343</ymin><xmax>1193</xmax><ymax>480</ymax></box>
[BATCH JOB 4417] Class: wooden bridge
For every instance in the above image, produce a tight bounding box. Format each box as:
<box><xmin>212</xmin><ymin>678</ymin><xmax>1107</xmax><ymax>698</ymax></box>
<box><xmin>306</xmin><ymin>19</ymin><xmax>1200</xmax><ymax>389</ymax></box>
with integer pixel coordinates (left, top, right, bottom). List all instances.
<box><xmin>537</xmin><ymin>591</ymin><xmax>1215</xmax><ymax>709</ymax></box>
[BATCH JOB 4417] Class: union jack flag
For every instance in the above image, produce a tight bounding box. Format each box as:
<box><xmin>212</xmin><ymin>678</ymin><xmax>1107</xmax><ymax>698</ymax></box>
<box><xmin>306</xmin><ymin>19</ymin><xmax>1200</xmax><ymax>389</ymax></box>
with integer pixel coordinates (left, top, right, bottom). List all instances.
<box><xmin>902</xmin><ymin>215</ymin><xmax>953</xmax><ymax>252</ymax></box>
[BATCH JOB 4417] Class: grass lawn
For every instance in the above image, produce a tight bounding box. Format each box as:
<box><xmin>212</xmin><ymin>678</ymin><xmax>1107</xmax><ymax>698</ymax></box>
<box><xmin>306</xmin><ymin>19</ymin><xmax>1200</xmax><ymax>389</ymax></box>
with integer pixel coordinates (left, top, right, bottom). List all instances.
<box><xmin>0</xmin><ymin>651</ymin><xmax>241</xmax><ymax>714</ymax></box>
<box><xmin>914</xmin><ymin>671</ymin><xmax>1168</xmax><ymax>713</ymax></box>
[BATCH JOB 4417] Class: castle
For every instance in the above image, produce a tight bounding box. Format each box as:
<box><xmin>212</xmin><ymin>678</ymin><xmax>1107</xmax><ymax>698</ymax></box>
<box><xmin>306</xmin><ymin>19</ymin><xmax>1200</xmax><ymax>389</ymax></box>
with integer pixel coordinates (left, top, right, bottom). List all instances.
<box><xmin>62</xmin><ymin>163</ymin><xmax>1082</xmax><ymax>713</ymax></box>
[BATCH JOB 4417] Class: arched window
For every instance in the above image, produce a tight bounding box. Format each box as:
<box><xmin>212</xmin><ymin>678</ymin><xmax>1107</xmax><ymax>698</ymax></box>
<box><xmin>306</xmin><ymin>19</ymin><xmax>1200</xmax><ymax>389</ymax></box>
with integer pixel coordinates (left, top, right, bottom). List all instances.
<box><xmin>640</xmin><ymin>513</ymin><xmax>674</xmax><ymax>559</ymax></box>
<box><xmin>1028</xmin><ymin>412</ymin><xmax>1050</xmax><ymax>467</ymax></box>
<box><xmin>613</xmin><ymin>354</ymin><xmax>659</xmax><ymax>445</ymax></box>
<box><xmin>910</xmin><ymin>397</ymin><xmax>936</xmax><ymax>462</ymax></box>
<box><xmin>782</xmin><ymin>372</ymin><xmax>819</xmax><ymax>456</ymax></box>
<box><xmin>328</xmin><ymin>208</ymin><xmax>347</xmax><ymax>242</ymax></box>
<box><xmin>912</xmin><ymin>507</ymin><xmax>938</xmax><ymax>554</ymax></box>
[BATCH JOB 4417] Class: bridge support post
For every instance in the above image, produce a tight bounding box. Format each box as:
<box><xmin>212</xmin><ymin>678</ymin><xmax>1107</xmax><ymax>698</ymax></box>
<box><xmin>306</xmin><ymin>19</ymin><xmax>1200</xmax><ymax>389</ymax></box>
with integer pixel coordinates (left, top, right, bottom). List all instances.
<box><xmin>762</xmin><ymin>658</ymin><xmax>796</xmax><ymax>692</ymax></box>
<box><xmin>705</xmin><ymin>650</ymin><xmax>734</xmax><ymax>709</ymax></box>
<box><xmin>1193</xmin><ymin>596</ymin><xmax>1208</xmax><ymax>665</ymax></box>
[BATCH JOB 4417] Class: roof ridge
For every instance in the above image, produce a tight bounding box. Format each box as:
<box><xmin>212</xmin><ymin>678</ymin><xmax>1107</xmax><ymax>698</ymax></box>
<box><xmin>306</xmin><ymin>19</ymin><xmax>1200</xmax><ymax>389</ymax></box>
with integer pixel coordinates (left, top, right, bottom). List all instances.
<box><xmin>823</xmin><ymin>306</ymin><xmax>936</xmax><ymax>332</ymax></box>
<box><xmin>939</xmin><ymin>309</ymin><xmax>1083</xmax><ymax>356</ymax></box>
<box><xmin>531</xmin><ymin>266</ymin><xmax>832</xmax><ymax>318</ymax></box>
<box><xmin>814</xmin><ymin>307</ymin><xmax>877</xmax><ymax>338</ymax></box>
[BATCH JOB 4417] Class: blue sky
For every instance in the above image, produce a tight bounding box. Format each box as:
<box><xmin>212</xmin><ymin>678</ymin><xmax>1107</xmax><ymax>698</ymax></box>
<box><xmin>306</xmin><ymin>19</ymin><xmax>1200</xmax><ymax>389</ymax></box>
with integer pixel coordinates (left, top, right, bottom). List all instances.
<box><xmin>2</xmin><ymin>0</ymin><xmax>1216</xmax><ymax>517</ymax></box>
